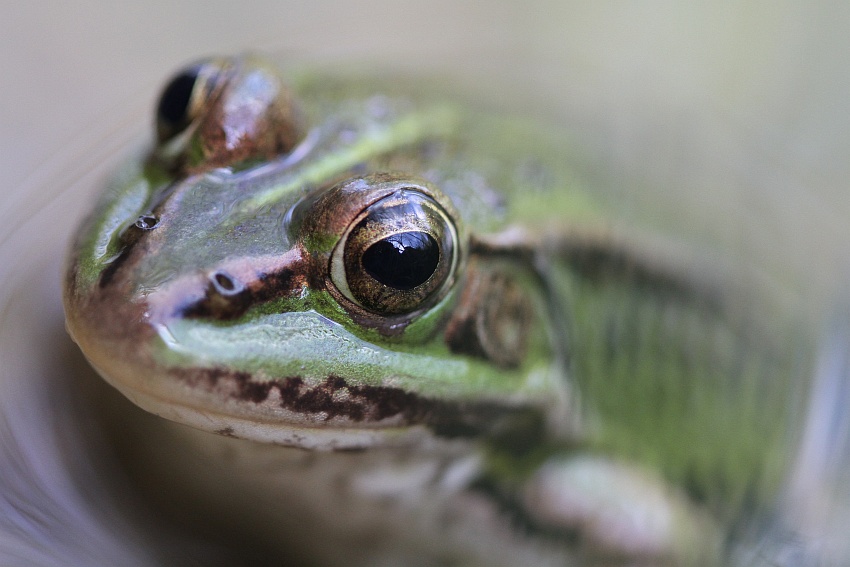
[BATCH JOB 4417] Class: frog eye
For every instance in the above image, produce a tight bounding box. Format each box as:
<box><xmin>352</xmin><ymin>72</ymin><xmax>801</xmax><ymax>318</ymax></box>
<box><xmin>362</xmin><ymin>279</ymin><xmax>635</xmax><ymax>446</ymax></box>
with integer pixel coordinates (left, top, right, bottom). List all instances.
<box><xmin>330</xmin><ymin>189</ymin><xmax>458</xmax><ymax>315</ymax></box>
<box><xmin>155</xmin><ymin>60</ymin><xmax>223</xmax><ymax>143</ymax></box>
<box><xmin>154</xmin><ymin>56</ymin><xmax>305</xmax><ymax>174</ymax></box>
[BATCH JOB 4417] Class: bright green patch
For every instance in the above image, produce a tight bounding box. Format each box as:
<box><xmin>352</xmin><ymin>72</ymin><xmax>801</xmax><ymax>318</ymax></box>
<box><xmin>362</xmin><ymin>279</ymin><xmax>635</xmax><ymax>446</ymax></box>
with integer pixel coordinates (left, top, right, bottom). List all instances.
<box><xmin>558</xmin><ymin>263</ymin><xmax>808</xmax><ymax>517</ymax></box>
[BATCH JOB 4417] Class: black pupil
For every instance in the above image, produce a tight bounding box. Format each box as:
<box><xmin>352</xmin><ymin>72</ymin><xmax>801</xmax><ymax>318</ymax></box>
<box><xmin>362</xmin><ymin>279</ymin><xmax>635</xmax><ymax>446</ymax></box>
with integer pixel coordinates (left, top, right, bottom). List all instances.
<box><xmin>362</xmin><ymin>231</ymin><xmax>439</xmax><ymax>290</ymax></box>
<box><xmin>157</xmin><ymin>69</ymin><xmax>199</xmax><ymax>128</ymax></box>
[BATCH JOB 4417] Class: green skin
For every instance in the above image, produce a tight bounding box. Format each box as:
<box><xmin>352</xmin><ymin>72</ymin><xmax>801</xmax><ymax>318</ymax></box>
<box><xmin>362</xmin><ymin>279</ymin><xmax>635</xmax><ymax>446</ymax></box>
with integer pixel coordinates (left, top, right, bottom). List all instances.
<box><xmin>64</xmin><ymin>56</ymin><xmax>805</xmax><ymax>565</ymax></box>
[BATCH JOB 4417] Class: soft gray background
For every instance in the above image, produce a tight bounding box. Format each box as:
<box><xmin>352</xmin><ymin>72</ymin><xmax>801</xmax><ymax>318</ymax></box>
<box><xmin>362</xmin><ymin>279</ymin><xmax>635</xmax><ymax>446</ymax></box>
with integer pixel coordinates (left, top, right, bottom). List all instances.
<box><xmin>3</xmin><ymin>1</ymin><xmax>848</xmax><ymax>299</ymax></box>
<box><xmin>2</xmin><ymin>2</ymin><xmax>849</xmax><ymax>565</ymax></box>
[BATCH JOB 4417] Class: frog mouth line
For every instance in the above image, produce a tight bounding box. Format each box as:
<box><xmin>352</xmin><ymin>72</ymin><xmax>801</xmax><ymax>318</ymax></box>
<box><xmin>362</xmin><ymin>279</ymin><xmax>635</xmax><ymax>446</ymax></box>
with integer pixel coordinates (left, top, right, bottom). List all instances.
<box><xmin>169</xmin><ymin>366</ymin><xmax>543</xmax><ymax>440</ymax></box>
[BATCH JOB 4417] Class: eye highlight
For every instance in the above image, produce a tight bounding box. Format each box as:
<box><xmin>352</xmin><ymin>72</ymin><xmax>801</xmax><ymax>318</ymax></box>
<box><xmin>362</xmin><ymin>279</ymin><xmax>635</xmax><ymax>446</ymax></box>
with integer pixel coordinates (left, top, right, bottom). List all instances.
<box><xmin>331</xmin><ymin>189</ymin><xmax>458</xmax><ymax>315</ymax></box>
<box><xmin>361</xmin><ymin>231</ymin><xmax>439</xmax><ymax>290</ymax></box>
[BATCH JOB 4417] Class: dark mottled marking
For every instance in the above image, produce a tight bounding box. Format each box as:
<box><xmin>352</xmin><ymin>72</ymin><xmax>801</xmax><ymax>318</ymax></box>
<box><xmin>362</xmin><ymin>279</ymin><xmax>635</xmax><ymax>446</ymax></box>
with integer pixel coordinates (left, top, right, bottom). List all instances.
<box><xmin>97</xmin><ymin>246</ymin><xmax>132</xmax><ymax>289</ymax></box>
<box><xmin>470</xmin><ymin>232</ymin><xmax>725</xmax><ymax>309</ymax></box>
<box><xmin>215</xmin><ymin>427</ymin><xmax>236</xmax><ymax>437</ymax></box>
<box><xmin>171</xmin><ymin>368</ymin><xmax>543</xmax><ymax>440</ymax></box>
<box><xmin>241</xmin><ymin>379</ymin><xmax>276</xmax><ymax>404</ymax></box>
<box><xmin>555</xmin><ymin>240</ymin><xmax>727</xmax><ymax>313</ymax></box>
<box><xmin>253</xmin><ymin>267</ymin><xmax>301</xmax><ymax>304</ymax></box>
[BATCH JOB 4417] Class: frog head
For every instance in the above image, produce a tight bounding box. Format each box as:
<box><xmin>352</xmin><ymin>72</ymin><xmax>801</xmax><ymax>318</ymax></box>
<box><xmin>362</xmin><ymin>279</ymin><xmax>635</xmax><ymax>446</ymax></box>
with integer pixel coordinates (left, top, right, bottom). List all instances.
<box><xmin>64</xmin><ymin>56</ymin><xmax>578</xmax><ymax>450</ymax></box>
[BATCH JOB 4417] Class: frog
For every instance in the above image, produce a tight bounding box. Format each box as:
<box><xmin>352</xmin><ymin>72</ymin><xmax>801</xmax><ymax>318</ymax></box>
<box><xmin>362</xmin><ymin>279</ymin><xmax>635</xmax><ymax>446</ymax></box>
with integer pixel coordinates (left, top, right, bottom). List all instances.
<box><xmin>63</xmin><ymin>55</ymin><xmax>805</xmax><ymax>566</ymax></box>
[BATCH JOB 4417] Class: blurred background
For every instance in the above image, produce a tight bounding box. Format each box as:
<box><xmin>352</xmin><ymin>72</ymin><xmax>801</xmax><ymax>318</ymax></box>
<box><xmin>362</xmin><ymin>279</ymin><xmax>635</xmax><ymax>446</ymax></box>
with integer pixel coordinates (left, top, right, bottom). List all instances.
<box><xmin>4</xmin><ymin>1</ymin><xmax>849</xmax><ymax>300</ymax></box>
<box><xmin>2</xmin><ymin>1</ymin><xmax>849</xmax><ymax>565</ymax></box>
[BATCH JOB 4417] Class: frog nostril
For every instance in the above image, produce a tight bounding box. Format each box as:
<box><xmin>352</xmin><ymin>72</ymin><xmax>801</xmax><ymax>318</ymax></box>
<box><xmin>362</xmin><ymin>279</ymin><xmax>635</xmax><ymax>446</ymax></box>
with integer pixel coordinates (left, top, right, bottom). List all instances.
<box><xmin>134</xmin><ymin>215</ymin><xmax>160</xmax><ymax>231</ymax></box>
<box><xmin>210</xmin><ymin>271</ymin><xmax>244</xmax><ymax>296</ymax></box>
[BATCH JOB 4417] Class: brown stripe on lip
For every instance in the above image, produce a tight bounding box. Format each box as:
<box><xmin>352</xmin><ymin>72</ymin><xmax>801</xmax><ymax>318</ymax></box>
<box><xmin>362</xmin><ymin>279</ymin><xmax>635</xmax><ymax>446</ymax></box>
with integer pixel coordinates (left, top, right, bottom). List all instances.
<box><xmin>172</xmin><ymin>367</ymin><xmax>545</xmax><ymax>440</ymax></box>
